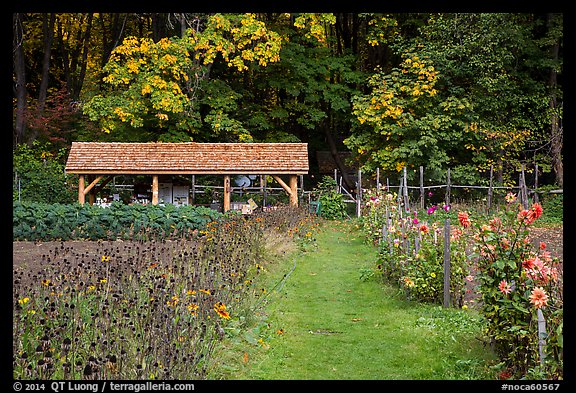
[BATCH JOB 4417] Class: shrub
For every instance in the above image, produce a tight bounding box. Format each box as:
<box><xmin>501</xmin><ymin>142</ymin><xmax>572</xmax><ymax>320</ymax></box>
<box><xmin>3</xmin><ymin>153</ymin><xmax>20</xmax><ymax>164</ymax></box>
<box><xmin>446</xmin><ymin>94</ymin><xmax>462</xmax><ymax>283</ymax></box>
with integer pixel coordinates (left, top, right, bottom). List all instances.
<box><xmin>458</xmin><ymin>193</ymin><xmax>563</xmax><ymax>379</ymax></box>
<box><xmin>360</xmin><ymin>188</ymin><xmax>470</xmax><ymax>306</ymax></box>
<box><xmin>311</xmin><ymin>176</ymin><xmax>347</xmax><ymax>220</ymax></box>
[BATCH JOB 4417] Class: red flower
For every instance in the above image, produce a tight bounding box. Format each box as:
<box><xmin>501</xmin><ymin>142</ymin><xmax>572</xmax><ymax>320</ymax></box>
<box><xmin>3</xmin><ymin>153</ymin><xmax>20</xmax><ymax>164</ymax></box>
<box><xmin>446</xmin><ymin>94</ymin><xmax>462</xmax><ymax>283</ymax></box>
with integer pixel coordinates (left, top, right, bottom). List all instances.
<box><xmin>458</xmin><ymin>211</ymin><xmax>471</xmax><ymax>228</ymax></box>
<box><xmin>531</xmin><ymin>203</ymin><xmax>543</xmax><ymax>219</ymax></box>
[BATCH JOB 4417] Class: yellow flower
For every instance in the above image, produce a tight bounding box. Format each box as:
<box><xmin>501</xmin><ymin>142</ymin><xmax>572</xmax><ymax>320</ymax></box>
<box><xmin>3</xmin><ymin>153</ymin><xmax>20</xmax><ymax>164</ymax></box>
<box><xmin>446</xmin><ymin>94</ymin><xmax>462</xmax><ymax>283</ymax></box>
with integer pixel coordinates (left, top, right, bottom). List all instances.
<box><xmin>166</xmin><ymin>295</ymin><xmax>179</xmax><ymax>307</ymax></box>
<box><xmin>430</xmin><ymin>272</ymin><xmax>436</xmax><ymax>278</ymax></box>
<box><xmin>18</xmin><ymin>297</ymin><xmax>30</xmax><ymax>305</ymax></box>
<box><xmin>101</xmin><ymin>255</ymin><xmax>110</xmax><ymax>262</ymax></box>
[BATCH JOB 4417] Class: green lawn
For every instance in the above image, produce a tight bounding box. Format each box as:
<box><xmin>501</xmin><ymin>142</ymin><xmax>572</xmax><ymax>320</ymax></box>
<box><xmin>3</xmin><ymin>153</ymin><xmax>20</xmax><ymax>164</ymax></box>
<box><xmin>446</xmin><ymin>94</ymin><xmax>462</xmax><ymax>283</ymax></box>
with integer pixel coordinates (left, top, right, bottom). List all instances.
<box><xmin>208</xmin><ymin>220</ymin><xmax>497</xmax><ymax>380</ymax></box>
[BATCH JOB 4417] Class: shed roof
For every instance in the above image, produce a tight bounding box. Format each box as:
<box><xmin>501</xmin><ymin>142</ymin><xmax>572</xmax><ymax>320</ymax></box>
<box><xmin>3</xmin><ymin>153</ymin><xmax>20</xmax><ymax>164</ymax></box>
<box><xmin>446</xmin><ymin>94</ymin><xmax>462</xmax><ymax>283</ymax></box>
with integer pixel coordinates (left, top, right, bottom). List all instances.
<box><xmin>65</xmin><ymin>142</ymin><xmax>309</xmax><ymax>175</ymax></box>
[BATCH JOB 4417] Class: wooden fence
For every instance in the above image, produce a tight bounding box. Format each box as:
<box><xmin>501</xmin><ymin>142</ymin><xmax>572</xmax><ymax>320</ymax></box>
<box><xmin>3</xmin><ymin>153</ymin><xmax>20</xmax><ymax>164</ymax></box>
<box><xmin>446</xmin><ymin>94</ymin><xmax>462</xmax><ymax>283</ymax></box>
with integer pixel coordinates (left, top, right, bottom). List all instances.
<box><xmin>332</xmin><ymin>164</ymin><xmax>562</xmax><ymax>217</ymax></box>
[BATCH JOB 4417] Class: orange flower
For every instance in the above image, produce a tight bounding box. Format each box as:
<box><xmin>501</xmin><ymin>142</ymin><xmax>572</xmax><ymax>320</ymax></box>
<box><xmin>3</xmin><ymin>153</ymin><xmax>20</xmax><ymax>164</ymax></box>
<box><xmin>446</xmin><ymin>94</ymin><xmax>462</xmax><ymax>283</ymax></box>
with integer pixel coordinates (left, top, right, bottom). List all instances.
<box><xmin>458</xmin><ymin>211</ymin><xmax>471</xmax><ymax>228</ymax></box>
<box><xmin>214</xmin><ymin>302</ymin><xmax>230</xmax><ymax>319</ymax></box>
<box><xmin>529</xmin><ymin>287</ymin><xmax>548</xmax><ymax>309</ymax></box>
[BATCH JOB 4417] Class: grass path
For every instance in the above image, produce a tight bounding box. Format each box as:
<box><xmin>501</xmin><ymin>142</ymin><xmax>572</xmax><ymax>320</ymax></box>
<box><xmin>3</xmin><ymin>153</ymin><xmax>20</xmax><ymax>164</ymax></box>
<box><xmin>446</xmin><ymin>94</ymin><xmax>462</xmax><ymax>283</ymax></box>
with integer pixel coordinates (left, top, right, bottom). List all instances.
<box><xmin>210</xmin><ymin>220</ymin><xmax>496</xmax><ymax>380</ymax></box>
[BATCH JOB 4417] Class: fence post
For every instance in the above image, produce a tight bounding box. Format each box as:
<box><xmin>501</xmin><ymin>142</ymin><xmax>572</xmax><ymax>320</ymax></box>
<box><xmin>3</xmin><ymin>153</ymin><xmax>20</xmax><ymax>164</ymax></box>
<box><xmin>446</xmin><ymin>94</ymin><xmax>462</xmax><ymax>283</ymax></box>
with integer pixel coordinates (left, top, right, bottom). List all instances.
<box><xmin>537</xmin><ymin>308</ymin><xmax>547</xmax><ymax>366</ymax></box>
<box><xmin>419</xmin><ymin>166</ymin><xmax>425</xmax><ymax>210</ymax></box>
<box><xmin>443</xmin><ymin>218</ymin><xmax>451</xmax><ymax>308</ymax></box>
<box><xmin>487</xmin><ymin>165</ymin><xmax>493</xmax><ymax>213</ymax></box>
<box><xmin>376</xmin><ymin>167</ymin><xmax>380</xmax><ymax>191</ymax></box>
<box><xmin>356</xmin><ymin>169</ymin><xmax>362</xmax><ymax>218</ymax></box>
<box><xmin>534</xmin><ymin>163</ymin><xmax>539</xmax><ymax>203</ymax></box>
<box><xmin>403</xmin><ymin>166</ymin><xmax>409</xmax><ymax>212</ymax></box>
<box><xmin>397</xmin><ymin>176</ymin><xmax>403</xmax><ymax>218</ymax></box>
<box><xmin>519</xmin><ymin>164</ymin><xmax>529</xmax><ymax>210</ymax></box>
<box><xmin>445</xmin><ymin>168</ymin><xmax>451</xmax><ymax>207</ymax></box>
<box><xmin>334</xmin><ymin>169</ymin><xmax>339</xmax><ymax>193</ymax></box>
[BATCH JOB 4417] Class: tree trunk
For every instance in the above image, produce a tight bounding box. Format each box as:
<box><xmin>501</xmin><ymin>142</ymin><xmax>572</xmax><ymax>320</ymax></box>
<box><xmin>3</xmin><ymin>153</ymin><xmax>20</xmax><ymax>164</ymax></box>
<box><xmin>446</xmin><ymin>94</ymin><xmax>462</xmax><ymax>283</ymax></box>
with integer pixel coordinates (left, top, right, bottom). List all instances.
<box><xmin>322</xmin><ymin>120</ymin><xmax>355</xmax><ymax>194</ymax></box>
<box><xmin>547</xmin><ymin>13</ymin><xmax>563</xmax><ymax>188</ymax></box>
<box><xmin>37</xmin><ymin>13</ymin><xmax>56</xmax><ymax>114</ymax></box>
<box><xmin>13</xmin><ymin>13</ymin><xmax>27</xmax><ymax>147</ymax></box>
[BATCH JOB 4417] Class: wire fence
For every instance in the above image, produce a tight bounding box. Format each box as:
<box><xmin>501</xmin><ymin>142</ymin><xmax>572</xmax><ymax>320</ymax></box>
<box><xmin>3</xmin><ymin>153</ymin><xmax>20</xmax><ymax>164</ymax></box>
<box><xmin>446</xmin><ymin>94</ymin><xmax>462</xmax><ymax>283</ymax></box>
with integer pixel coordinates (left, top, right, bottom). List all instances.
<box><xmin>331</xmin><ymin>164</ymin><xmax>562</xmax><ymax>217</ymax></box>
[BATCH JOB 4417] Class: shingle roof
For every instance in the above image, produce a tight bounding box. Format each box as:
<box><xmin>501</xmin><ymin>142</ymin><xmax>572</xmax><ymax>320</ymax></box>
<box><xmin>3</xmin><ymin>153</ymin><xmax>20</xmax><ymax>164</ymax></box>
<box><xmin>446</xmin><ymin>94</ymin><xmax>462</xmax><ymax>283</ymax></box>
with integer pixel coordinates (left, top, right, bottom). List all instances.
<box><xmin>65</xmin><ymin>142</ymin><xmax>309</xmax><ymax>175</ymax></box>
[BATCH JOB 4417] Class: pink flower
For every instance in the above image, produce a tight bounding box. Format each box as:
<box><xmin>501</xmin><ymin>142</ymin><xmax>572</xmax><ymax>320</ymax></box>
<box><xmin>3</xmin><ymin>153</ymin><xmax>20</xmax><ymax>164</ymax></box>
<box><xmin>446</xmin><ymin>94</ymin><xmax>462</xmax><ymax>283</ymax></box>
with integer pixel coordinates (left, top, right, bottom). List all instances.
<box><xmin>529</xmin><ymin>287</ymin><xmax>548</xmax><ymax>309</ymax></box>
<box><xmin>505</xmin><ymin>192</ymin><xmax>517</xmax><ymax>203</ymax></box>
<box><xmin>443</xmin><ymin>204</ymin><xmax>451</xmax><ymax>212</ymax></box>
<box><xmin>427</xmin><ymin>206</ymin><xmax>437</xmax><ymax>215</ymax></box>
<box><xmin>465</xmin><ymin>275</ymin><xmax>474</xmax><ymax>282</ymax></box>
<box><xmin>498</xmin><ymin>280</ymin><xmax>512</xmax><ymax>295</ymax></box>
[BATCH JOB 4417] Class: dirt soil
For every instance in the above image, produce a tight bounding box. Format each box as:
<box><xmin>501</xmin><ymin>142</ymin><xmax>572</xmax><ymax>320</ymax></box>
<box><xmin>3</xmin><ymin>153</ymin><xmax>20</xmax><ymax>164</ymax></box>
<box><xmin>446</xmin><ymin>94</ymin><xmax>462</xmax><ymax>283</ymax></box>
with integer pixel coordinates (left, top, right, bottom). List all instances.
<box><xmin>13</xmin><ymin>226</ymin><xmax>563</xmax><ymax>289</ymax></box>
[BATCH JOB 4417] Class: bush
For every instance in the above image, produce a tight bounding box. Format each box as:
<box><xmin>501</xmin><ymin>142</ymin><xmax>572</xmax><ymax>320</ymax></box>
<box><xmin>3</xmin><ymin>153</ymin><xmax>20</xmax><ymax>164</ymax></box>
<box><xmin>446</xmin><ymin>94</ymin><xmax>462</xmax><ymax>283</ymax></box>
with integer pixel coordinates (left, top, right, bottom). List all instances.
<box><xmin>458</xmin><ymin>194</ymin><xmax>563</xmax><ymax>379</ymax></box>
<box><xmin>311</xmin><ymin>176</ymin><xmax>347</xmax><ymax>220</ymax></box>
<box><xmin>13</xmin><ymin>142</ymin><xmax>76</xmax><ymax>204</ymax></box>
<box><xmin>360</xmin><ymin>188</ymin><xmax>470</xmax><ymax>306</ymax></box>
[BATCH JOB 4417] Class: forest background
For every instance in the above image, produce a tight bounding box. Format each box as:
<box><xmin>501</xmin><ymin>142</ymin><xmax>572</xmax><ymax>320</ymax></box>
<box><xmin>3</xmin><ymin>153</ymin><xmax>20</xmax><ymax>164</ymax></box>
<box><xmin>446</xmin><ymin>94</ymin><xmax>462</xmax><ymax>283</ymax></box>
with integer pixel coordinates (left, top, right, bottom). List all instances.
<box><xmin>12</xmin><ymin>13</ymin><xmax>563</xmax><ymax>203</ymax></box>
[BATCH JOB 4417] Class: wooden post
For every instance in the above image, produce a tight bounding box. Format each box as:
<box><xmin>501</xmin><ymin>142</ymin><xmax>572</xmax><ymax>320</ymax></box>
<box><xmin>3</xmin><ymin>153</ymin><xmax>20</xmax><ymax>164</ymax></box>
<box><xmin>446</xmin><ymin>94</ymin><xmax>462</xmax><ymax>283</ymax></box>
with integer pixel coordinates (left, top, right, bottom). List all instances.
<box><xmin>519</xmin><ymin>164</ymin><xmax>528</xmax><ymax>210</ymax></box>
<box><xmin>223</xmin><ymin>175</ymin><xmax>231</xmax><ymax>212</ymax></box>
<box><xmin>191</xmin><ymin>175</ymin><xmax>196</xmax><ymax>205</ymax></box>
<box><xmin>289</xmin><ymin>174</ymin><xmax>298</xmax><ymax>207</ymax></box>
<box><xmin>534</xmin><ymin>164</ymin><xmax>539</xmax><ymax>203</ymax></box>
<box><xmin>488</xmin><ymin>164</ymin><xmax>494</xmax><ymax>213</ymax></box>
<box><xmin>443</xmin><ymin>219</ymin><xmax>451</xmax><ymax>308</ymax></box>
<box><xmin>78</xmin><ymin>175</ymin><xmax>85</xmax><ymax>205</ymax></box>
<box><xmin>376</xmin><ymin>167</ymin><xmax>380</xmax><ymax>191</ymax></box>
<box><xmin>356</xmin><ymin>169</ymin><xmax>362</xmax><ymax>217</ymax></box>
<box><xmin>299</xmin><ymin>175</ymin><xmax>304</xmax><ymax>204</ymax></box>
<box><xmin>403</xmin><ymin>166</ymin><xmax>409</xmax><ymax>212</ymax></box>
<box><xmin>397</xmin><ymin>176</ymin><xmax>404</xmax><ymax>219</ymax></box>
<box><xmin>419</xmin><ymin>166</ymin><xmax>424</xmax><ymax>210</ymax></box>
<box><xmin>445</xmin><ymin>168</ymin><xmax>451</xmax><ymax>208</ymax></box>
<box><xmin>537</xmin><ymin>308</ymin><xmax>547</xmax><ymax>366</ymax></box>
<box><xmin>263</xmin><ymin>175</ymin><xmax>268</xmax><ymax>208</ymax></box>
<box><xmin>87</xmin><ymin>175</ymin><xmax>96</xmax><ymax>205</ymax></box>
<box><xmin>334</xmin><ymin>169</ymin><xmax>339</xmax><ymax>193</ymax></box>
<box><xmin>152</xmin><ymin>175</ymin><xmax>159</xmax><ymax>205</ymax></box>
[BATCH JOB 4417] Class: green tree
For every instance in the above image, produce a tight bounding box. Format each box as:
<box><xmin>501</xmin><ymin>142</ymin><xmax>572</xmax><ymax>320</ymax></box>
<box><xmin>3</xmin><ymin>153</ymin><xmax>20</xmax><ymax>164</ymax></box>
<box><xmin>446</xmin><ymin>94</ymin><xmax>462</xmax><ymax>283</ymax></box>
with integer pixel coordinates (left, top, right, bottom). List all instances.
<box><xmin>344</xmin><ymin>51</ymin><xmax>474</xmax><ymax>181</ymax></box>
<box><xmin>411</xmin><ymin>13</ymin><xmax>560</xmax><ymax>184</ymax></box>
<box><xmin>82</xmin><ymin>13</ymin><xmax>282</xmax><ymax>142</ymax></box>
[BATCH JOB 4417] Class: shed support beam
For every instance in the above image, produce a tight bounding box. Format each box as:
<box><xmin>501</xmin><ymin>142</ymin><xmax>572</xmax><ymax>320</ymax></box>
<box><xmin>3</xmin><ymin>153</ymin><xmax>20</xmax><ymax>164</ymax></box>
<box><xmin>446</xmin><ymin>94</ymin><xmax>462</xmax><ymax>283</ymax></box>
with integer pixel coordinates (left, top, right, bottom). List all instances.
<box><xmin>289</xmin><ymin>174</ymin><xmax>298</xmax><ymax>207</ymax></box>
<box><xmin>152</xmin><ymin>175</ymin><xmax>159</xmax><ymax>205</ymax></box>
<box><xmin>223</xmin><ymin>175</ymin><xmax>231</xmax><ymax>212</ymax></box>
<box><xmin>78</xmin><ymin>175</ymin><xmax>85</xmax><ymax>205</ymax></box>
<box><xmin>83</xmin><ymin>175</ymin><xmax>104</xmax><ymax>195</ymax></box>
<box><xmin>272</xmin><ymin>175</ymin><xmax>299</xmax><ymax>207</ymax></box>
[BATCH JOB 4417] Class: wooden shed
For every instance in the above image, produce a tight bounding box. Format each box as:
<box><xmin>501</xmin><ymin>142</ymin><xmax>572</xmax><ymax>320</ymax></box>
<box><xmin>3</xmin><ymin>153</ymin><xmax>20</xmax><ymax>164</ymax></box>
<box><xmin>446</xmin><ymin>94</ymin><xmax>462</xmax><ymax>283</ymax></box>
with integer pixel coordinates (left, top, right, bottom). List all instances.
<box><xmin>65</xmin><ymin>142</ymin><xmax>309</xmax><ymax>211</ymax></box>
